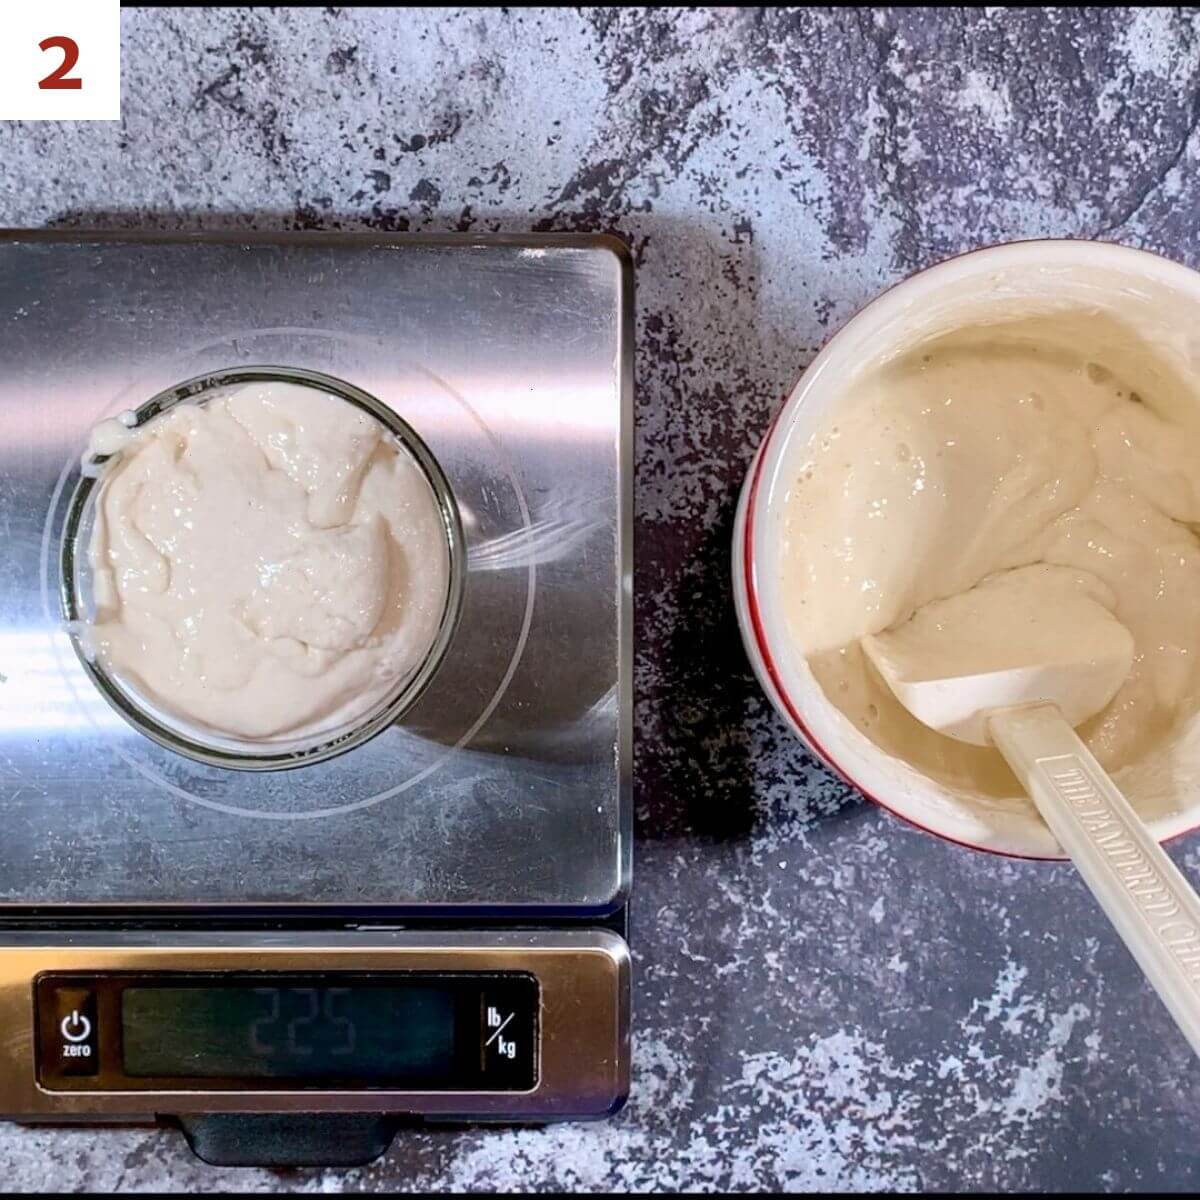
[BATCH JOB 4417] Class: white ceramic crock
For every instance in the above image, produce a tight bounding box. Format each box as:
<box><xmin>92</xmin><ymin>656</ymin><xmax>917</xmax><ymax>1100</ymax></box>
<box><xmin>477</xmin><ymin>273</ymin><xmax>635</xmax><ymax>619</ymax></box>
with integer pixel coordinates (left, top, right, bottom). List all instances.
<box><xmin>733</xmin><ymin>239</ymin><xmax>1200</xmax><ymax>859</ymax></box>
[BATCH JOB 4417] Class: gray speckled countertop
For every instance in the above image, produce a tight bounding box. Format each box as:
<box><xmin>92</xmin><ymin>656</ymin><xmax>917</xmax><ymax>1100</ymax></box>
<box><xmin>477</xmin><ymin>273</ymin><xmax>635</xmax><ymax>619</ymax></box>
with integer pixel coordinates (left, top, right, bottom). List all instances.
<box><xmin>4</xmin><ymin>6</ymin><xmax>1200</xmax><ymax>1191</ymax></box>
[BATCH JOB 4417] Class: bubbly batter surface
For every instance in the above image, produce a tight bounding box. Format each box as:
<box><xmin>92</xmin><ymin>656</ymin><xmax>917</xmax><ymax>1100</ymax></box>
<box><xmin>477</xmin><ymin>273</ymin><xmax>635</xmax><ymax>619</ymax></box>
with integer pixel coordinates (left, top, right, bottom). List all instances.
<box><xmin>781</xmin><ymin>326</ymin><xmax>1200</xmax><ymax>798</ymax></box>
<box><xmin>84</xmin><ymin>381</ymin><xmax>450</xmax><ymax>744</ymax></box>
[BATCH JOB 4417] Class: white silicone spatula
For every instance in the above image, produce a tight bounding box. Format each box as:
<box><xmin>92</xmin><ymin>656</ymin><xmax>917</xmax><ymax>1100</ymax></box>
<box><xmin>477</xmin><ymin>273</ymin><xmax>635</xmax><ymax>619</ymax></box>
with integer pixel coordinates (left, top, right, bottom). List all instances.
<box><xmin>862</xmin><ymin>576</ymin><xmax>1200</xmax><ymax>1058</ymax></box>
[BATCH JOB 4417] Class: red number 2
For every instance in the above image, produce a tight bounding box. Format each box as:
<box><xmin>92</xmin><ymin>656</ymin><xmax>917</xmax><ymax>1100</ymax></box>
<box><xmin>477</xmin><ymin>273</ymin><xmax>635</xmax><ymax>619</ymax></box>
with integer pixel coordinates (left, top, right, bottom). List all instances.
<box><xmin>38</xmin><ymin>36</ymin><xmax>82</xmax><ymax>90</ymax></box>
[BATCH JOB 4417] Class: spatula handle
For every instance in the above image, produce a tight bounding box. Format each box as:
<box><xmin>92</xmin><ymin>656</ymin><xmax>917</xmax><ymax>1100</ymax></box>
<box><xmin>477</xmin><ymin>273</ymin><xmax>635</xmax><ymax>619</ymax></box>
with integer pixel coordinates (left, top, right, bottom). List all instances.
<box><xmin>990</xmin><ymin>702</ymin><xmax>1200</xmax><ymax>1058</ymax></box>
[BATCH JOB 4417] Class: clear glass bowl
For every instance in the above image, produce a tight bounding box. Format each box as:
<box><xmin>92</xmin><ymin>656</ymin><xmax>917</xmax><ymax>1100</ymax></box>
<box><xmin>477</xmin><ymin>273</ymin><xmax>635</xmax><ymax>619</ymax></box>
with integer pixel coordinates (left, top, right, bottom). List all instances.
<box><xmin>60</xmin><ymin>365</ymin><xmax>465</xmax><ymax>771</ymax></box>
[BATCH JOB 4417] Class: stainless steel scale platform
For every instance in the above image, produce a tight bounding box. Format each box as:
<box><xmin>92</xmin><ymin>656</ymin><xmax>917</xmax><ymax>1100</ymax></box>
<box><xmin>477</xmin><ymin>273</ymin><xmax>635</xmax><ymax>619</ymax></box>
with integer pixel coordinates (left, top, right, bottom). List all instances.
<box><xmin>0</xmin><ymin>232</ymin><xmax>632</xmax><ymax>1166</ymax></box>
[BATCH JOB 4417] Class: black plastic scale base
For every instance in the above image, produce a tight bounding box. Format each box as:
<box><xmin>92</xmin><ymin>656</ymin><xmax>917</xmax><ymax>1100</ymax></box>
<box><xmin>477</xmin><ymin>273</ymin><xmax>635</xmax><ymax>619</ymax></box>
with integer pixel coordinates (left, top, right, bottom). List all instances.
<box><xmin>178</xmin><ymin>1114</ymin><xmax>402</xmax><ymax>1169</ymax></box>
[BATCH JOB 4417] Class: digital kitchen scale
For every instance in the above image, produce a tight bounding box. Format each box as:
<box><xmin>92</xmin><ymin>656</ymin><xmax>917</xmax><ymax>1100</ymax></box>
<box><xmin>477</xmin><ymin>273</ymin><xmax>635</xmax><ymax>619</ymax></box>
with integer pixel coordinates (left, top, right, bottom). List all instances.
<box><xmin>0</xmin><ymin>231</ymin><xmax>632</xmax><ymax>1166</ymax></box>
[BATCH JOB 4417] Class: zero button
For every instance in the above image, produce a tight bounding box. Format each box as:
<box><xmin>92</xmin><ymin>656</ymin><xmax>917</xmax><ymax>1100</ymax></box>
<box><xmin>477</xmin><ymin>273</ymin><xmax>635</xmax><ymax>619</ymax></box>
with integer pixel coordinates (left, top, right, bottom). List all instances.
<box><xmin>45</xmin><ymin>987</ymin><xmax>99</xmax><ymax>1078</ymax></box>
<box><xmin>60</xmin><ymin>1010</ymin><xmax>91</xmax><ymax>1043</ymax></box>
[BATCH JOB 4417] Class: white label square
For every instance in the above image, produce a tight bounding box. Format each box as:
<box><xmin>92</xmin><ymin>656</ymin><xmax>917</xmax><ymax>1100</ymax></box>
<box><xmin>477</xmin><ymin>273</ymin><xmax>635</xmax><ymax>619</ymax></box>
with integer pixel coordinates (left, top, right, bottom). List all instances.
<box><xmin>0</xmin><ymin>0</ymin><xmax>120</xmax><ymax>120</ymax></box>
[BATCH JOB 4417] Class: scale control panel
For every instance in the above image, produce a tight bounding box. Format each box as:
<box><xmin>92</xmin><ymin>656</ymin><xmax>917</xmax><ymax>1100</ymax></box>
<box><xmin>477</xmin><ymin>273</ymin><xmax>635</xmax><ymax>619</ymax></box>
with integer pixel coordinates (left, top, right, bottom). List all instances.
<box><xmin>0</xmin><ymin>931</ymin><xmax>629</xmax><ymax>1129</ymax></box>
<box><xmin>36</xmin><ymin>971</ymin><xmax>539</xmax><ymax>1093</ymax></box>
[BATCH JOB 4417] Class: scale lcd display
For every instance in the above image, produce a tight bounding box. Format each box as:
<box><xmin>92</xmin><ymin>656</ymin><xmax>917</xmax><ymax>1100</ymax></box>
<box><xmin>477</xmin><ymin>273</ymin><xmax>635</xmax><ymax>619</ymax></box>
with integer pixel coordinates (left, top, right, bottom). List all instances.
<box><xmin>122</xmin><ymin>983</ymin><xmax>461</xmax><ymax>1083</ymax></box>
